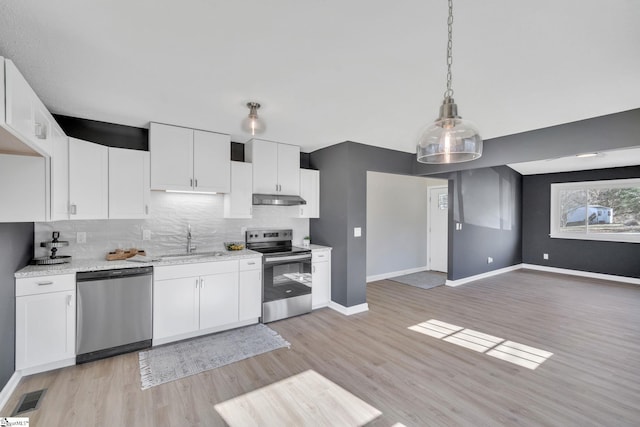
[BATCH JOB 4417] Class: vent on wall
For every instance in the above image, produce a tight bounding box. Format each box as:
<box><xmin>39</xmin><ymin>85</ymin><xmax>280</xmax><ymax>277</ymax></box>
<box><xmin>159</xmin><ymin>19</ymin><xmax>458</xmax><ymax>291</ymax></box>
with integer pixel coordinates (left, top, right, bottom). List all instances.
<box><xmin>12</xmin><ymin>388</ymin><xmax>47</xmax><ymax>415</ymax></box>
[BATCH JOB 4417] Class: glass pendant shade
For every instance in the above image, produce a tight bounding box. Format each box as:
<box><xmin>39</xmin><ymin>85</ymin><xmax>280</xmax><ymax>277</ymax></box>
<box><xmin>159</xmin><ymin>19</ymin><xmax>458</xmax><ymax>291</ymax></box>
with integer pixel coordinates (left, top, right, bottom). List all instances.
<box><xmin>242</xmin><ymin>102</ymin><xmax>266</xmax><ymax>135</ymax></box>
<box><xmin>417</xmin><ymin>98</ymin><xmax>482</xmax><ymax>164</ymax></box>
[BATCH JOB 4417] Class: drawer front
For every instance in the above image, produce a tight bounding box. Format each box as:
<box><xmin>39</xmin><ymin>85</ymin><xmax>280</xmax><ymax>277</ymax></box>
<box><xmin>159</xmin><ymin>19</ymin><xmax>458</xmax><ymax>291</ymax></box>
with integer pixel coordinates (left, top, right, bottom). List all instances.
<box><xmin>239</xmin><ymin>257</ymin><xmax>261</xmax><ymax>271</ymax></box>
<box><xmin>16</xmin><ymin>273</ymin><xmax>76</xmax><ymax>297</ymax></box>
<box><xmin>312</xmin><ymin>250</ymin><xmax>330</xmax><ymax>263</ymax></box>
<box><xmin>154</xmin><ymin>260</ymin><xmax>238</xmax><ymax>281</ymax></box>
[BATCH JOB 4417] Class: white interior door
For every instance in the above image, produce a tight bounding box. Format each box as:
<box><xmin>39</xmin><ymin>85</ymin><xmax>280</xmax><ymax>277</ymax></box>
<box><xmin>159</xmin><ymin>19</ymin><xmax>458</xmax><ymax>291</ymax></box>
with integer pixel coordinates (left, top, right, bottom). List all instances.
<box><xmin>428</xmin><ymin>186</ymin><xmax>448</xmax><ymax>273</ymax></box>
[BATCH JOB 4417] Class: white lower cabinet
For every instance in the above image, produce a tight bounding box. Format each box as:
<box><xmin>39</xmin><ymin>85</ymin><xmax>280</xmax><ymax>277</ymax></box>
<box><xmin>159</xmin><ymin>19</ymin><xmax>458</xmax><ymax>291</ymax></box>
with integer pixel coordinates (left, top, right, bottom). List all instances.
<box><xmin>153</xmin><ymin>258</ymin><xmax>259</xmax><ymax>345</ymax></box>
<box><xmin>238</xmin><ymin>258</ymin><xmax>262</xmax><ymax>321</ymax></box>
<box><xmin>15</xmin><ymin>274</ymin><xmax>76</xmax><ymax>373</ymax></box>
<box><xmin>312</xmin><ymin>249</ymin><xmax>332</xmax><ymax>309</ymax></box>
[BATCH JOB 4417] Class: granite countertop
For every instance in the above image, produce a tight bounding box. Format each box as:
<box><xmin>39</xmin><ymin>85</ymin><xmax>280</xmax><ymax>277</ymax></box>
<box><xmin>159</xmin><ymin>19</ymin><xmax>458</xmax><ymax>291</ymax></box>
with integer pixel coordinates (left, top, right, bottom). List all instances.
<box><xmin>308</xmin><ymin>244</ymin><xmax>332</xmax><ymax>250</ymax></box>
<box><xmin>15</xmin><ymin>249</ymin><xmax>263</xmax><ymax>278</ymax></box>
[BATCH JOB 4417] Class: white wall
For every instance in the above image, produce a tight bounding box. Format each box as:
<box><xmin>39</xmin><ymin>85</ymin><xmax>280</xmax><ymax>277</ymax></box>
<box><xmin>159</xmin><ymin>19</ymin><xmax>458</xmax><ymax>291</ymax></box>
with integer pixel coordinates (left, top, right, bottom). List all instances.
<box><xmin>35</xmin><ymin>191</ymin><xmax>309</xmax><ymax>259</ymax></box>
<box><xmin>366</xmin><ymin>171</ymin><xmax>446</xmax><ymax>280</ymax></box>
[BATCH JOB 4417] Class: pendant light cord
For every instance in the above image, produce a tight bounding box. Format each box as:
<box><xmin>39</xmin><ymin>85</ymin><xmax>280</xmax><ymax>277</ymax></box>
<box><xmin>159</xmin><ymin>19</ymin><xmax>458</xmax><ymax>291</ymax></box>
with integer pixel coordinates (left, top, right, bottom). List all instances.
<box><xmin>444</xmin><ymin>0</ymin><xmax>454</xmax><ymax>99</ymax></box>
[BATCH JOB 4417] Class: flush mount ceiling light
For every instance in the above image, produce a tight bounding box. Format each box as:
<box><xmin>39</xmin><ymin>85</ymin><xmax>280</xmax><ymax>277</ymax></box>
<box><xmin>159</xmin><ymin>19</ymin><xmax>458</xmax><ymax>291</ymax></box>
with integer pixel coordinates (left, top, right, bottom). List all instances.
<box><xmin>242</xmin><ymin>102</ymin><xmax>266</xmax><ymax>136</ymax></box>
<box><xmin>417</xmin><ymin>0</ymin><xmax>482</xmax><ymax>164</ymax></box>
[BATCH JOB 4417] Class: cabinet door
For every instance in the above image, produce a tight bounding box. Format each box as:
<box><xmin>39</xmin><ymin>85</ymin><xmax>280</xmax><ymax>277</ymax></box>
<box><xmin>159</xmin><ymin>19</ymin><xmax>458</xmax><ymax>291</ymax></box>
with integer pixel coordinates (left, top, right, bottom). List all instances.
<box><xmin>69</xmin><ymin>138</ymin><xmax>108</xmax><ymax>219</ymax></box>
<box><xmin>299</xmin><ymin>169</ymin><xmax>319</xmax><ymax>218</ymax></box>
<box><xmin>108</xmin><ymin>147</ymin><xmax>150</xmax><ymax>218</ymax></box>
<box><xmin>239</xmin><ymin>269</ymin><xmax>261</xmax><ymax>321</ymax></box>
<box><xmin>193</xmin><ymin>130</ymin><xmax>231</xmax><ymax>193</ymax></box>
<box><xmin>248</xmin><ymin>139</ymin><xmax>279</xmax><ymax>194</ymax></box>
<box><xmin>50</xmin><ymin>129</ymin><xmax>69</xmax><ymax>221</ymax></box>
<box><xmin>0</xmin><ymin>154</ymin><xmax>46</xmax><ymax>222</ymax></box>
<box><xmin>200</xmin><ymin>272</ymin><xmax>239</xmax><ymax>329</ymax></box>
<box><xmin>16</xmin><ymin>291</ymin><xmax>75</xmax><ymax>370</ymax></box>
<box><xmin>153</xmin><ymin>277</ymin><xmax>200</xmax><ymax>340</ymax></box>
<box><xmin>149</xmin><ymin>123</ymin><xmax>194</xmax><ymax>191</ymax></box>
<box><xmin>4</xmin><ymin>60</ymin><xmax>35</xmax><ymax>146</ymax></box>
<box><xmin>312</xmin><ymin>258</ymin><xmax>331</xmax><ymax>309</ymax></box>
<box><xmin>224</xmin><ymin>161</ymin><xmax>253</xmax><ymax>218</ymax></box>
<box><xmin>277</xmin><ymin>143</ymin><xmax>301</xmax><ymax>195</ymax></box>
<box><xmin>4</xmin><ymin>60</ymin><xmax>53</xmax><ymax>156</ymax></box>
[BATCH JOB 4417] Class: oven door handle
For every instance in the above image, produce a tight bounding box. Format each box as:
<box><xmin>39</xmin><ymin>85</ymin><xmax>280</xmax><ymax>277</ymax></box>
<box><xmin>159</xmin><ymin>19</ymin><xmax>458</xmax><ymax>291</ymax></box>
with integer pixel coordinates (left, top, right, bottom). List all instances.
<box><xmin>264</xmin><ymin>254</ymin><xmax>312</xmax><ymax>263</ymax></box>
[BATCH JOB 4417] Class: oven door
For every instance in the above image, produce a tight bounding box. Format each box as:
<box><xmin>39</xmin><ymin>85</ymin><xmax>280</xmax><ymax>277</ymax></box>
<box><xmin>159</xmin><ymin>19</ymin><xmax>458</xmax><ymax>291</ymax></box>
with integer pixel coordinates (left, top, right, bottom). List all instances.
<box><xmin>262</xmin><ymin>253</ymin><xmax>312</xmax><ymax>323</ymax></box>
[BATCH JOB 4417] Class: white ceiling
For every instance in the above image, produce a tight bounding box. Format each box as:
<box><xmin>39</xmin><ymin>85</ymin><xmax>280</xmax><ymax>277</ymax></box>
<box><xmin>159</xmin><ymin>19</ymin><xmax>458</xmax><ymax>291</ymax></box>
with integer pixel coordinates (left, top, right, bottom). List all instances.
<box><xmin>1</xmin><ymin>0</ymin><xmax>639</xmax><ymax>155</ymax></box>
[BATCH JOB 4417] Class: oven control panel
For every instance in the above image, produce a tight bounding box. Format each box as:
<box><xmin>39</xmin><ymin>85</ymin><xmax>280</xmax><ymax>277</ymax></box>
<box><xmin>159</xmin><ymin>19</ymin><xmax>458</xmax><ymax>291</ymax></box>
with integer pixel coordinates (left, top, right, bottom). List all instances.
<box><xmin>246</xmin><ymin>229</ymin><xmax>292</xmax><ymax>243</ymax></box>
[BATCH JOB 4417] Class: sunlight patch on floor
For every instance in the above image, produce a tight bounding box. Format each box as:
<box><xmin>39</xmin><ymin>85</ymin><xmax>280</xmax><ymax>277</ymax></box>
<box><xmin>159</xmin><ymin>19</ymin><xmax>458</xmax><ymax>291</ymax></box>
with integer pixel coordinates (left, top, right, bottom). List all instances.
<box><xmin>409</xmin><ymin>319</ymin><xmax>553</xmax><ymax>370</ymax></box>
<box><xmin>214</xmin><ymin>369</ymin><xmax>382</xmax><ymax>426</ymax></box>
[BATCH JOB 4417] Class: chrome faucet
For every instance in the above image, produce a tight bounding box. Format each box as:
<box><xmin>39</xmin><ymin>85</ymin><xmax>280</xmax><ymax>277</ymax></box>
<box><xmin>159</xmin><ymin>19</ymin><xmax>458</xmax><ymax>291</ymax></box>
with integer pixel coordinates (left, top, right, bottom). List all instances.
<box><xmin>187</xmin><ymin>224</ymin><xmax>196</xmax><ymax>253</ymax></box>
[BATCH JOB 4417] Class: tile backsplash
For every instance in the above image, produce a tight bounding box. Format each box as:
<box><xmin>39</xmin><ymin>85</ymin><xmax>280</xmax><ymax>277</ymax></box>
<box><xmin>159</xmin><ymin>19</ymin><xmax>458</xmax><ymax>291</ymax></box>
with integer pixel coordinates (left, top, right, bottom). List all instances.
<box><xmin>35</xmin><ymin>192</ymin><xmax>309</xmax><ymax>259</ymax></box>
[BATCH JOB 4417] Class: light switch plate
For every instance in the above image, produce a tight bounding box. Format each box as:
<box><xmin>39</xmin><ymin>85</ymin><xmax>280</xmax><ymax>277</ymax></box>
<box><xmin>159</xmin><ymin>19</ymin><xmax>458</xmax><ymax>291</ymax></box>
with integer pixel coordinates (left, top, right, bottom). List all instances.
<box><xmin>142</xmin><ymin>229</ymin><xmax>151</xmax><ymax>241</ymax></box>
<box><xmin>543</xmin><ymin>253</ymin><xmax>549</xmax><ymax>260</ymax></box>
<box><xmin>354</xmin><ymin>227</ymin><xmax>362</xmax><ymax>237</ymax></box>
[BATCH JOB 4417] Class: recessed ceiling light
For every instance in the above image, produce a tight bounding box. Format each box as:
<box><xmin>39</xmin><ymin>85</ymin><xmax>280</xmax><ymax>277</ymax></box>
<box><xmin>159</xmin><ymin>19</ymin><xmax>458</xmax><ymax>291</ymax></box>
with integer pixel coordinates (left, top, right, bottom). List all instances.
<box><xmin>576</xmin><ymin>152</ymin><xmax>598</xmax><ymax>158</ymax></box>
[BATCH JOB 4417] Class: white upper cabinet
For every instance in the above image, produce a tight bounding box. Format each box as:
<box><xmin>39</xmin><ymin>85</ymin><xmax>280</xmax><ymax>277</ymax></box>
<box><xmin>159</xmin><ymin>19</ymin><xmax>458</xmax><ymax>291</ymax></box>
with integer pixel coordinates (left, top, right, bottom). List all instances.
<box><xmin>2</xmin><ymin>59</ymin><xmax>55</xmax><ymax>157</ymax></box>
<box><xmin>193</xmin><ymin>130</ymin><xmax>231</xmax><ymax>193</ymax></box>
<box><xmin>224</xmin><ymin>161</ymin><xmax>253</xmax><ymax>218</ymax></box>
<box><xmin>245</xmin><ymin>139</ymin><xmax>300</xmax><ymax>195</ymax></box>
<box><xmin>69</xmin><ymin>137</ymin><xmax>108</xmax><ymax>219</ymax></box>
<box><xmin>109</xmin><ymin>147</ymin><xmax>150</xmax><ymax>219</ymax></box>
<box><xmin>49</xmin><ymin>125</ymin><xmax>70</xmax><ymax>221</ymax></box>
<box><xmin>298</xmin><ymin>169</ymin><xmax>320</xmax><ymax>218</ymax></box>
<box><xmin>149</xmin><ymin>122</ymin><xmax>230</xmax><ymax>193</ymax></box>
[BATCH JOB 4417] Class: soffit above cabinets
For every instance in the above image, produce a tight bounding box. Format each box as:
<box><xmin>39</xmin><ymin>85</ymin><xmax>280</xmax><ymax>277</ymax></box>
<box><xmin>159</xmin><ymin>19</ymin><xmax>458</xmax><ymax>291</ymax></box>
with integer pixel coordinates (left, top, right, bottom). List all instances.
<box><xmin>508</xmin><ymin>146</ymin><xmax>640</xmax><ymax>175</ymax></box>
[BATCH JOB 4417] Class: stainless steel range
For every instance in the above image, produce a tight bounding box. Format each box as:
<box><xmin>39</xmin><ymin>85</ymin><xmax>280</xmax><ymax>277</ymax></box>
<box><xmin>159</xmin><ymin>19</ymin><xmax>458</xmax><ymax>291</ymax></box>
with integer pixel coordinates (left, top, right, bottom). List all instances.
<box><xmin>246</xmin><ymin>229</ymin><xmax>312</xmax><ymax>323</ymax></box>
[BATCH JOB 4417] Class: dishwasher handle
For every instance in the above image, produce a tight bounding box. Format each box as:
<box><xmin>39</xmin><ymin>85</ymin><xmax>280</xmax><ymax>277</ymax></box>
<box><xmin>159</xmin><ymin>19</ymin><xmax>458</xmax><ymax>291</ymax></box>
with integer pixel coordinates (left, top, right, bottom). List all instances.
<box><xmin>77</xmin><ymin>266</ymin><xmax>153</xmax><ymax>282</ymax></box>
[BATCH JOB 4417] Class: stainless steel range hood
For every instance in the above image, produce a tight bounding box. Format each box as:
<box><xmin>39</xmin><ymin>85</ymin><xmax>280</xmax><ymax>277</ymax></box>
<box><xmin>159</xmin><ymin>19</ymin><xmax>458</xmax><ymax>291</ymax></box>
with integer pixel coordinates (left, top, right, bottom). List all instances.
<box><xmin>252</xmin><ymin>194</ymin><xmax>307</xmax><ymax>206</ymax></box>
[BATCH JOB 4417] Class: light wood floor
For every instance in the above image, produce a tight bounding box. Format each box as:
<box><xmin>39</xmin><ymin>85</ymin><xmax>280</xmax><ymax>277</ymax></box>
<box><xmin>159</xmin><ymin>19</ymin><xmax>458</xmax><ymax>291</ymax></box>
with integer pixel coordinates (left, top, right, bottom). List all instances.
<box><xmin>3</xmin><ymin>269</ymin><xmax>640</xmax><ymax>426</ymax></box>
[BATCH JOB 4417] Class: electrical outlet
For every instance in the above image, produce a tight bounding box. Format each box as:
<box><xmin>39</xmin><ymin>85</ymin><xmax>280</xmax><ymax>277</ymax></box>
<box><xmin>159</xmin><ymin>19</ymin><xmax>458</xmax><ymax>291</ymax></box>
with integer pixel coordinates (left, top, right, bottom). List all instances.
<box><xmin>543</xmin><ymin>253</ymin><xmax>549</xmax><ymax>260</ymax></box>
<box><xmin>487</xmin><ymin>256</ymin><xmax>494</xmax><ymax>264</ymax></box>
<box><xmin>76</xmin><ymin>232</ymin><xmax>86</xmax><ymax>244</ymax></box>
<box><xmin>142</xmin><ymin>229</ymin><xmax>151</xmax><ymax>241</ymax></box>
<box><xmin>354</xmin><ymin>227</ymin><xmax>362</xmax><ymax>237</ymax></box>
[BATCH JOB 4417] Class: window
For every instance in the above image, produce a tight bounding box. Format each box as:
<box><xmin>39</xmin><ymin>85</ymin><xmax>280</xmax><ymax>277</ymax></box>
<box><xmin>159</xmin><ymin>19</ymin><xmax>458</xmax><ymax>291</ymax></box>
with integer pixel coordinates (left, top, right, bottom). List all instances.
<box><xmin>550</xmin><ymin>178</ymin><xmax>640</xmax><ymax>243</ymax></box>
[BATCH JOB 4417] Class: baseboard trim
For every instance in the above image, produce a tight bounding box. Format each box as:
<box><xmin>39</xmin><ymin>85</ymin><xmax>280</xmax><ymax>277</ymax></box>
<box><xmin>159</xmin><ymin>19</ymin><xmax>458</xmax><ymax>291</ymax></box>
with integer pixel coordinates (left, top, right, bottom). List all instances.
<box><xmin>328</xmin><ymin>301</ymin><xmax>369</xmax><ymax>315</ymax></box>
<box><xmin>366</xmin><ymin>266</ymin><xmax>429</xmax><ymax>283</ymax></box>
<box><xmin>0</xmin><ymin>371</ymin><xmax>22</xmax><ymax>412</ymax></box>
<box><xmin>522</xmin><ymin>264</ymin><xmax>640</xmax><ymax>285</ymax></box>
<box><xmin>445</xmin><ymin>264</ymin><xmax>523</xmax><ymax>287</ymax></box>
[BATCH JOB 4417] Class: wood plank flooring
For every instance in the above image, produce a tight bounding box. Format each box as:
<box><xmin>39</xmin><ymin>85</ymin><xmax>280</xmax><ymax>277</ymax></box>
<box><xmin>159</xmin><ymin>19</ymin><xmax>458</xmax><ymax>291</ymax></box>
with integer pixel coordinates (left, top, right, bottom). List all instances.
<box><xmin>2</xmin><ymin>269</ymin><xmax>640</xmax><ymax>426</ymax></box>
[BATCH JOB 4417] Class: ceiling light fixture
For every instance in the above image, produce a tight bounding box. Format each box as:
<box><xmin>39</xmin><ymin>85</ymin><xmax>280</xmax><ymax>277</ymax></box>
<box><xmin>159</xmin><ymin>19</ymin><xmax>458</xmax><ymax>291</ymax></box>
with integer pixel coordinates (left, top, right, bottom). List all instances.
<box><xmin>417</xmin><ymin>0</ymin><xmax>482</xmax><ymax>164</ymax></box>
<box><xmin>242</xmin><ymin>102</ymin><xmax>265</xmax><ymax>136</ymax></box>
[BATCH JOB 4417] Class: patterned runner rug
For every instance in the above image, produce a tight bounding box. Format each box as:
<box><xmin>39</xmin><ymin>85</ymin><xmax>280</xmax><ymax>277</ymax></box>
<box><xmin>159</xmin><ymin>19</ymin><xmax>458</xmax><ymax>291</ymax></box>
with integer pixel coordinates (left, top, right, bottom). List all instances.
<box><xmin>139</xmin><ymin>324</ymin><xmax>290</xmax><ymax>390</ymax></box>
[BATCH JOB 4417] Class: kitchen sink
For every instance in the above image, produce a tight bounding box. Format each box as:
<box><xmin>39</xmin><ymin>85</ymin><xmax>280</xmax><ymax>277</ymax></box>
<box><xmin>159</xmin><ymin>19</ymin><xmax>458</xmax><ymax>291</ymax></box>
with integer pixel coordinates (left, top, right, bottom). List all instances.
<box><xmin>159</xmin><ymin>251</ymin><xmax>227</xmax><ymax>260</ymax></box>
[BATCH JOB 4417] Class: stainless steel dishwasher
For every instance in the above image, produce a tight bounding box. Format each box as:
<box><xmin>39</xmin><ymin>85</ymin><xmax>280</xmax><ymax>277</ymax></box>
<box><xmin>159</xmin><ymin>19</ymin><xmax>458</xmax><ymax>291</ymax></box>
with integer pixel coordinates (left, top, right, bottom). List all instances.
<box><xmin>76</xmin><ymin>266</ymin><xmax>153</xmax><ymax>363</ymax></box>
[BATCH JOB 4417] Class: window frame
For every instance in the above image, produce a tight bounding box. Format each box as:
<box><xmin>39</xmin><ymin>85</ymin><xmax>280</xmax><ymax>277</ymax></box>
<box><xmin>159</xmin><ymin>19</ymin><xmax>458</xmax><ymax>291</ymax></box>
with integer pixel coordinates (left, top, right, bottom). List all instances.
<box><xmin>550</xmin><ymin>178</ymin><xmax>640</xmax><ymax>243</ymax></box>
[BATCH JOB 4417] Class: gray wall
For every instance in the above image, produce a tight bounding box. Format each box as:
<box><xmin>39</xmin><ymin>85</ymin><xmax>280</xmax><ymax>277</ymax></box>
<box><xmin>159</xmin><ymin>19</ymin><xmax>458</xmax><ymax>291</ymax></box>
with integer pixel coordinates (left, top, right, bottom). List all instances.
<box><xmin>522</xmin><ymin>166</ymin><xmax>640</xmax><ymax>278</ymax></box>
<box><xmin>413</xmin><ymin>109</ymin><xmax>640</xmax><ymax>176</ymax></box>
<box><xmin>366</xmin><ymin>172</ymin><xmax>445</xmax><ymax>278</ymax></box>
<box><xmin>438</xmin><ymin>166</ymin><xmax>523</xmax><ymax>280</ymax></box>
<box><xmin>0</xmin><ymin>223</ymin><xmax>33</xmax><ymax>391</ymax></box>
<box><xmin>310</xmin><ymin>142</ymin><xmax>415</xmax><ymax>307</ymax></box>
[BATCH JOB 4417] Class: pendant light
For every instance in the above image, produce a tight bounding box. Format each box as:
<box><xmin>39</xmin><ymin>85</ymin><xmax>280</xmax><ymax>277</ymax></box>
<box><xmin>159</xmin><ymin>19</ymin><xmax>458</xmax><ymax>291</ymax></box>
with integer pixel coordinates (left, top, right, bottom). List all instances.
<box><xmin>417</xmin><ymin>0</ymin><xmax>482</xmax><ymax>164</ymax></box>
<box><xmin>242</xmin><ymin>102</ymin><xmax>266</xmax><ymax>136</ymax></box>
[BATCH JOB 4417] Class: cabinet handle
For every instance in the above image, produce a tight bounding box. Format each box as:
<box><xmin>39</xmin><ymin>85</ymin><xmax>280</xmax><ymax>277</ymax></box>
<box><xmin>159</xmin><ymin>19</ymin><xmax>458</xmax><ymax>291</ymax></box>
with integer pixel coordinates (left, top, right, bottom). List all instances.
<box><xmin>67</xmin><ymin>295</ymin><xmax>73</xmax><ymax>306</ymax></box>
<box><xmin>247</xmin><ymin>261</ymin><xmax>255</xmax><ymax>265</ymax></box>
<box><xmin>190</xmin><ymin>178</ymin><xmax>194</xmax><ymax>187</ymax></box>
<box><xmin>35</xmin><ymin>122</ymin><xmax>47</xmax><ymax>139</ymax></box>
<box><xmin>196</xmin><ymin>279</ymin><xmax>199</xmax><ymax>289</ymax></box>
<box><xmin>195</xmin><ymin>179</ymin><xmax>198</xmax><ymax>188</ymax></box>
<box><xmin>313</xmin><ymin>265</ymin><xmax>316</xmax><ymax>273</ymax></box>
<box><xmin>145</xmin><ymin>205</ymin><xmax>149</xmax><ymax>215</ymax></box>
<box><xmin>37</xmin><ymin>281</ymin><xmax>53</xmax><ymax>286</ymax></box>
<box><xmin>200</xmin><ymin>278</ymin><xmax>204</xmax><ymax>288</ymax></box>
<box><xmin>70</xmin><ymin>204</ymin><xmax>77</xmax><ymax>215</ymax></box>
